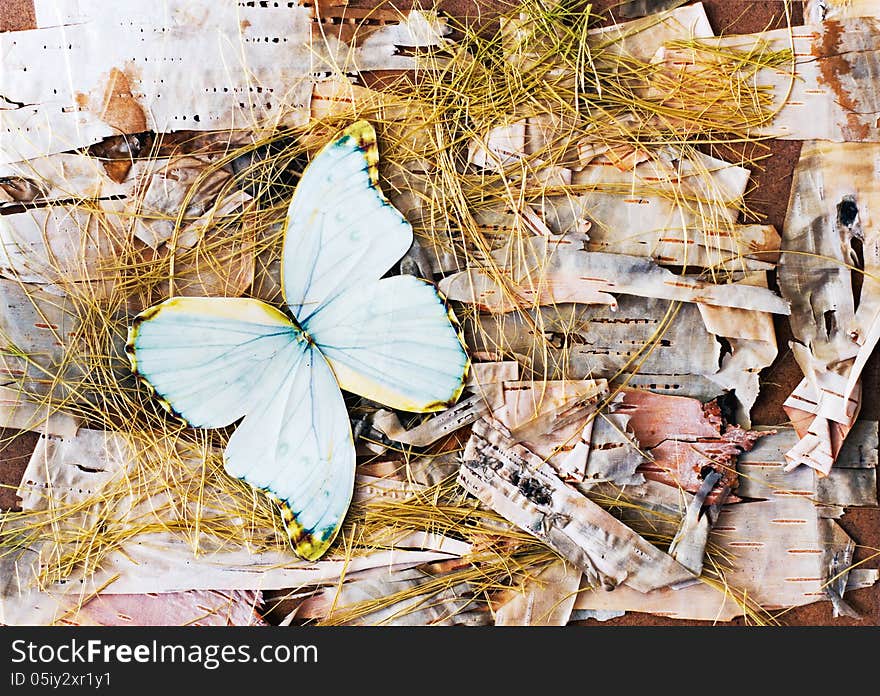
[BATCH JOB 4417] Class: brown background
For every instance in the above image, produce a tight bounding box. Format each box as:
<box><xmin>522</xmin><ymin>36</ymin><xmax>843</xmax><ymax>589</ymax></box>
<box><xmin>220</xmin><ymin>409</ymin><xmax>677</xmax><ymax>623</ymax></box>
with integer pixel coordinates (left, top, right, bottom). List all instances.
<box><xmin>0</xmin><ymin>0</ymin><xmax>876</xmax><ymax>626</ymax></box>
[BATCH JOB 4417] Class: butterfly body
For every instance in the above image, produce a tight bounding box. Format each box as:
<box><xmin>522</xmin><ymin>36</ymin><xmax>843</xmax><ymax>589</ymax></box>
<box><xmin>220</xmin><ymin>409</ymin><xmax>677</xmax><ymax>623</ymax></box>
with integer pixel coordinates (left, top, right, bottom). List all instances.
<box><xmin>127</xmin><ymin>121</ymin><xmax>469</xmax><ymax>560</ymax></box>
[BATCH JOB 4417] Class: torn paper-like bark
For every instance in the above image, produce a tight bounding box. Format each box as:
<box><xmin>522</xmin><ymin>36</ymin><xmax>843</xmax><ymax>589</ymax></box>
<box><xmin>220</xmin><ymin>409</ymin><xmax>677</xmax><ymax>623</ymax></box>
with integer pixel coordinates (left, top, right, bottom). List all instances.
<box><xmin>590</xmin><ymin>2</ymin><xmax>714</xmax><ymax>63</ymax></box>
<box><xmin>0</xmin><ymin>280</ymin><xmax>82</xmax><ymax>399</ymax></box>
<box><xmin>363</xmin><ymin>362</ymin><xmax>518</xmax><ymax>452</ymax></box>
<box><xmin>572</xmin><ymin>149</ymin><xmax>749</xmax><ymax>223</ymax></box>
<box><xmin>572</xmin><ymin>569</ymin><xmax>878</xmax><ymax>622</ymax></box>
<box><xmin>736</xmin><ymin>422</ymin><xmax>878</xmax><ymax>517</ymax></box>
<box><xmin>0</xmin><ymin>129</ymin><xmax>256</xmax><ymax>212</ymax></box>
<box><xmin>439</xmin><ymin>236</ymin><xmax>789</xmax><ymax>314</ymax></box>
<box><xmin>465</xmin><ymin>297</ymin><xmax>774</xmax><ymax>424</ymax></box>
<box><xmin>128</xmin><ymin>155</ymin><xmax>242</xmax><ymax>249</ymax></box>
<box><xmin>0</xmin><ymin>153</ymin><xmax>130</xmax><ymax>210</ymax></box>
<box><xmin>575</xmin><ymin>424</ymin><xmax>879</xmax><ymax>620</ymax></box>
<box><xmin>473</xmin><ymin>5</ymin><xmax>714</xmax><ymax>177</ymax></box>
<box><xmin>782</xmin><ymin>377</ymin><xmax>861</xmax><ymax>475</ymax></box>
<box><xmin>581</xmin><ymin>402</ymin><xmax>647</xmax><ymax>488</ymax></box>
<box><xmin>1</xmin><ymin>1</ymin><xmax>449</xmax><ymax>163</ymax></box>
<box><xmin>0</xmin><ymin>386</ymin><xmax>80</xmax><ymax>439</ymax></box>
<box><xmin>779</xmin><ymin>141</ymin><xmax>880</xmax><ymax>472</ymax></box>
<box><xmin>0</xmin><ymin>202</ymin><xmax>128</xmax><ymax>297</ymax></box>
<box><xmin>495</xmin><ymin>379</ymin><xmax>607</xmax><ymax>482</ymax></box>
<box><xmin>617</xmin><ymin>389</ymin><xmax>766</xmax><ymax>501</ymax></box>
<box><xmin>291</xmin><ymin>560</ymin><xmax>488</xmax><ymax>626</ymax></box>
<box><xmin>554</xmin><ymin>154</ymin><xmax>778</xmax><ymax>271</ymax></box>
<box><xmin>683</xmin><ymin>19</ymin><xmax>880</xmax><ymax>142</ymax></box>
<box><xmin>61</xmin><ymin>590</ymin><xmax>264</xmax><ymax>627</ymax></box>
<box><xmin>494</xmin><ymin>560</ymin><xmax>582</xmax><ymax>626</ymax></box>
<box><xmin>460</xmin><ymin>418</ymin><xmax>695</xmax><ymax>592</ymax></box>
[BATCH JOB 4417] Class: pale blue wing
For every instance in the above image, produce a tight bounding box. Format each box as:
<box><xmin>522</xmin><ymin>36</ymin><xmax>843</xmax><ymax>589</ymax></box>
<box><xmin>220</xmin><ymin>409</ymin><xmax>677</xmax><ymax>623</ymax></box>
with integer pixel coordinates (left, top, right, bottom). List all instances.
<box><xmin>127</xmin><ymin>296</ymin><xmax>354</xmax><ymax>560</ymax></box>
<box><xmin>224</xmin><ymin>340</ymin><xmax>354</xmax><ymax>561</ymax></box>
<box><xmin>126</xmin><ymin>297</ymin><xmax>297</xmax><ymax>428</ymax></box>
<box><xmin>304</xmin><ymin>274</ymin><xmax>470</xmax><ymax>413</ymax></box>
<box><xmin>282</xmin><ymin>121</ymin><xmax>412</xmax><ymax>324</ymax></box>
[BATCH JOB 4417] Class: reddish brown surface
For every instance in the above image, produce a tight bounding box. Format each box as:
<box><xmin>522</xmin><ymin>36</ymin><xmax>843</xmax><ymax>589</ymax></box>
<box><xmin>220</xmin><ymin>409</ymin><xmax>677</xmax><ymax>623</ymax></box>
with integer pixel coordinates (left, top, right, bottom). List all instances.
<box><xmin>1</xmin><ymin>0</ymin><xmax>876</xmax><ymax>626</ymax></box>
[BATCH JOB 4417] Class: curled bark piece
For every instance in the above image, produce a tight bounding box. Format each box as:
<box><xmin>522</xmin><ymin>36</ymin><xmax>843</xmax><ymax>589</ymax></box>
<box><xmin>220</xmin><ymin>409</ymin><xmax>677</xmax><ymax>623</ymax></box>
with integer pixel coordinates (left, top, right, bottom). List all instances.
<box><xmin>459</xmin><ymin>419</ymin><xmax>695</xmax><ymax>592</ymax></box>
<box><xmin>779</xmin><ymin>141</ymin><xmax>880</xmax><ymax>472</ymax></box>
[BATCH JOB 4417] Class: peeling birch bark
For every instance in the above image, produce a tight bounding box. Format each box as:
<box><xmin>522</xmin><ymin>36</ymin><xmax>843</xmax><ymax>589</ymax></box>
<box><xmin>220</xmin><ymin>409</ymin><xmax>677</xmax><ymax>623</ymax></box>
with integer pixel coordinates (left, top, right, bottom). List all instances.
<box><xmin>0</xmin><ymin>280</ymin><xmax>83</xmax><ymax>399</ymax></box>
<box><xmin>618</xmin><ymin>389</ymin><xmax>766</xmax><ymax>501</ymax></box>
<box><xmin>0</xmin><ymin>202</ymin><xmax>128</xmax><ymax>297</ymax></box>
<box><xmin>572</xmin><ymin>569</ymin><xmax>878</xmax><ymax>622</ymax></box>
<box><xmin>0</xmin><ymin>385</ymin><xmax>80</xmax><ymax>438</ymax></box>
<box><xmin>495</xmin><ymin>560</ymin><xmax>582</xmax><ymax>626</ymax></box>
<box><xmin>582</xmin><ymin>403</ymin><xmax>646</xmax><ymax>487</ymax></box>
<box><xmin>60</xmin><ymin>590</ymin><xmax>265</xmax><ymax>627</ymax></box>
<box><xmin>779</xmin><ymin>141</ymin><xmax>880</xmax><ymax>472</ymax></box>
<box><xmin>439</xmin><ymin>237</ymin><xmax>789</xmax><ymax>314</ymax></box>
<box><xmin>589</xmin><ymin>3</ymin><xmax>714</xmax><ymax>63</ymax></box>
<box><xmin>363</xmin><ymin>362</ymin><xmax>518</xmax><ymax>452</ymax></box>
<box><xmin>290</xmin><ymin>561</ymin><xmax>488</xmax><ymax>626</ymax></box>
<box><xmin>459</xmin><ymin>419</ymin><xmax>695</xmax><ymax>592</ymax></box>
<box><xmin>0</xmin><ymin>2</ymin><xmax>449</xmax><ymax>163</ymax></box>
<box><xmin>0</xmin><ymin>153</ymin><xmax>131</xmax><ymax>210</ymax></box>
<box><xmin>737</xmin><ymin>422</ymin><xmax>878</xmax><ymax>516</ymax></box>
<box><xmin>575</xmin><ymin>425</ymin><xmax>878</xmax><ymax>620</ymax></box>
<box><xmin>0</xmin><ymin>535</ymin><xmax>458</xmax><ymax>626</ymax></box>
<box><xmin>495</xmin><ymin>379</ymin><xmax>607</xmax><ymax>481</ymax></box>
<box><xmin>674</xmin><ymin>19</ymin><xmax>880</xmax><ymax>142</ymax></box>
<box><xmin>464</xmin><ymin>296</ymin><xmax>772</xmax><ymax>423</ymax></box>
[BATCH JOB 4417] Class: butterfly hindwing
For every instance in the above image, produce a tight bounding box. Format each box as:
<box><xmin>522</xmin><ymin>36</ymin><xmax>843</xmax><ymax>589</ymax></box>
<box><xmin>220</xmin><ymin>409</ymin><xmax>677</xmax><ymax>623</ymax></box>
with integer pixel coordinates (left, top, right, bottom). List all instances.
<box><xmin>223</xmin><ymin>340</ymin><xmax>355</xmax><ymax>561</ymax></box>
<box><xmin>282</xmin><ymin>121</ymin><xmax>413</xmax><ymax>324</ymax></box>
<box><xmin>305</xmin><ymin>274</ymin><xmax>469</xmax><ymax>412</ymax></box>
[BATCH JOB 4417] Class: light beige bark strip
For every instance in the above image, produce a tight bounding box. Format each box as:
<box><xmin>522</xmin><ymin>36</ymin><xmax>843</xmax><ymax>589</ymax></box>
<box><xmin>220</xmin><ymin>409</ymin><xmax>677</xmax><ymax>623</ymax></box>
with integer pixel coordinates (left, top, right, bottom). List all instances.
<box><xmin>495</xmin><ymin>560</ymin><xmax>582</xmax><ymax>626</ymax></box>
<box><xmin>439</xmin><ymin>237</ymin><xmax>789</xmax><ymax>314</ymax></box>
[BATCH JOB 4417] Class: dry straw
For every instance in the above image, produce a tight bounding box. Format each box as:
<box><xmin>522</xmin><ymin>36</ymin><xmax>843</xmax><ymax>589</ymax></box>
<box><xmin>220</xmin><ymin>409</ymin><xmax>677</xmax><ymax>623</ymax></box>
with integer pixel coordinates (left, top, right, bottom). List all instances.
<box><xmin>0</xmin><ymin>0</ymin><xmax>805</xmax><ymax>624</ymax></box>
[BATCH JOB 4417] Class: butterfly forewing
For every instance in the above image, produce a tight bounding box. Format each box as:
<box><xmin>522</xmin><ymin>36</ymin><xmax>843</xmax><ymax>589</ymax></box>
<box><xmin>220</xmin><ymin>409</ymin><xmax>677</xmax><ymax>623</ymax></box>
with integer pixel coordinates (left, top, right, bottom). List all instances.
<box><xmin>282</xmin><ymin>121</ymin><xmax>413</xmax><ymax>325</ymax></box>
<box><xmin>127</xmin><ymin>297</ymin><xmax>297</xmax><ymax>427</ymax></box>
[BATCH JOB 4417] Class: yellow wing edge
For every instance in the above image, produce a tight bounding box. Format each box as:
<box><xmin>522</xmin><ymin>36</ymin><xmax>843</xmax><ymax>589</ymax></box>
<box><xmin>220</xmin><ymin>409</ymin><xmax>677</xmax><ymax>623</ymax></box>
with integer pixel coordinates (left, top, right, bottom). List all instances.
<box><xmin>269</xmin><ymin>492</ymin><xmax>343</xmax><ymax>562</ymax></box>
<box><xmin>339</xmin><ymin>119</ymin><xmax>381</xmax><ymax>187</ymax></box>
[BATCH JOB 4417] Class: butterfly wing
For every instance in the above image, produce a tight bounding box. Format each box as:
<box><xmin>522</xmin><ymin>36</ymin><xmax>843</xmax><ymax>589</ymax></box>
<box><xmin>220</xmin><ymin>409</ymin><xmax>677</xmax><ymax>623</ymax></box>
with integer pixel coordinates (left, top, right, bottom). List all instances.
<box><xmin>127</xmin><ymin>296</ymin><xmax>354</xmax><ymax>561</ymax></box>
<box><xmin>223</xmin><ymin>340</ymin><xmax>354</xmax><ymax>561</ymax></box>
<box><xmin>282</xmin><ymin>120</ymin><xmax>413</xmax><ymax>324</ymax></box>
<box><xmin>305</xmin><ymin>274</ymin><xmax>470</xmax><ymax>412</ymax></box>
<box><xmin>127</xmin><ymin>297</ymin><xmax>297</xmax><ymax>427</ymax></box>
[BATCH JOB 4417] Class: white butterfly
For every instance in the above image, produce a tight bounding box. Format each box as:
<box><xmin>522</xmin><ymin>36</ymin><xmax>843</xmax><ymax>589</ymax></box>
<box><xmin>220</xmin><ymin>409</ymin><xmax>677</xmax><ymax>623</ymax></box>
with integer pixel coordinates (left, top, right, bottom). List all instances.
<box><xmin>126</xmin><ymin>121</ymin><xmax>470</xmax><ymax>560</ymax></box>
